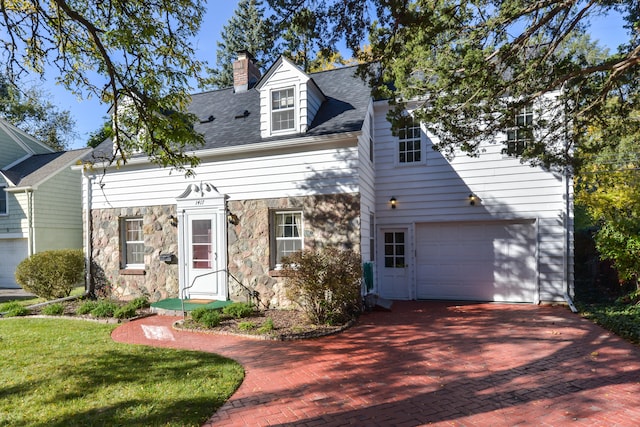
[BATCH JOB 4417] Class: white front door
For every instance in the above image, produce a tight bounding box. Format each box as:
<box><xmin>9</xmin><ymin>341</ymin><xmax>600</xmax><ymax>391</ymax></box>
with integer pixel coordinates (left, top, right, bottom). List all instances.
<box><xmin>378</xmin><ymin>229</ymin><xmax>412</xmax><ymax>300</ymax></box>
<box><xmin>176</xmin><ymin>182</ymin><xmax>228</xmax><ymax>301</ymax></box>
<box><xmin>183</xmin><ymin>213</ymin><xmax>225</xmax><ymax>300</ymax></box>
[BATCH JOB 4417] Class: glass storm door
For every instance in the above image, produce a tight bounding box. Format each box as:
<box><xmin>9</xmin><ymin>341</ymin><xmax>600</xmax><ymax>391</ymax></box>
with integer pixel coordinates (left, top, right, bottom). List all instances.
<box><xmin>185</xmin><ymin>214</ymin><xmax>224</xmax><ymax>299</ymax></box>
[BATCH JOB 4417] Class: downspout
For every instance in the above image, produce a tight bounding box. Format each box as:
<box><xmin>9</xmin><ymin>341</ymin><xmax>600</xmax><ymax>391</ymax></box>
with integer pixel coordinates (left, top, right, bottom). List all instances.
<box><xmin>84</xmin><ymin>172</ymin><xmax>94</xmax><ymax>296</ymax></box>
<box><xmin>561</xmin><ymin>83</ymin><xmax>577</xmax><ymax>313</ymax></box>
<box><xmin>27</xmin><ymin>189</ymin><xmax>34</xmax><ymax>256</ymax></box>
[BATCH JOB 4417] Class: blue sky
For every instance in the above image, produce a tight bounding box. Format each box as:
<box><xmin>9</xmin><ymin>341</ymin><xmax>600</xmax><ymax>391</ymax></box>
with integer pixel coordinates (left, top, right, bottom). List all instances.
<box><xmin>34</xmin><ymin>3</ymin><xmax>631</xmax><ymax>150</ymax></box>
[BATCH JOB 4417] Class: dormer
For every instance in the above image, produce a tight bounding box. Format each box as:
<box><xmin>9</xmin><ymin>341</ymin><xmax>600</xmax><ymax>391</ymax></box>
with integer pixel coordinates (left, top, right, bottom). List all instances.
<box><xmin>255</xmin><ymin>56</ymin><xmax>326</xmax><ymax>138</ymax></box>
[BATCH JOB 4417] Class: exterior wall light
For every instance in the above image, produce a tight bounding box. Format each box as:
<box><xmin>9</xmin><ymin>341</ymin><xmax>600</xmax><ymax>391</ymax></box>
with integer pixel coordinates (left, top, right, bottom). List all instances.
<box><xmin>227</xmin><ymin>212</ymin><xmax>240</xmax><ymax>225</ymax></box>
<box><xmin>390</xmin><ymin>196</ymin><xmax>397</xmax><ymax>209</ymax></box>
<box><xmin>469</xmin><ymin>194</ymin><xmax>478</xmax><ymax>206</ymax></box>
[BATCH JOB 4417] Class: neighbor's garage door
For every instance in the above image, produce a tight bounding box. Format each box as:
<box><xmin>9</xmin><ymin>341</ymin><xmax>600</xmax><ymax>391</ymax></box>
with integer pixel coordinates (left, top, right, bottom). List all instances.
<box><xmin>0</xmin><ymin>238</ymin><xmax>28</xmax><ymax>288</ymax></box>
<box><xmin>416</xmin><ymin>221</ymin><xmax>536</xmax><ymax>303</ymax></box>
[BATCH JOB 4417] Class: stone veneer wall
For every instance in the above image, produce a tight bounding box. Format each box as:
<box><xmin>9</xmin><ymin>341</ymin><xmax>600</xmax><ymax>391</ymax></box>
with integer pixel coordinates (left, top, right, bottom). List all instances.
<box><xmin>227</xmin><ymin>193</ymin><xmax>361</xmax><ymax>308</ymax></box>
<box><xmin>90</xmin><ymin>205</ymin><xmax>179</xmax><ymax>301</ymax></box>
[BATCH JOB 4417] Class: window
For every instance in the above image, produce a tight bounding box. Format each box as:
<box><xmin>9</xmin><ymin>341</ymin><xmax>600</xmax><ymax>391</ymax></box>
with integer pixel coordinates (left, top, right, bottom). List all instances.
<box><xmin>273</xmin><ymin>211</ymin><xmax>303</xmax><ymax>266</ymax></box>
<box><xmin>384</xmin><ymin>232</ymin><xmax>405</xmax><ymax>268</ymax></box>
<box><xmin>191</xmin><ymin>219</ymin><xmax>212</xmax><ymax>269</ymax></box>
<box><xmin>398</xmin><ymin>118</ymin><xmax>422</xmax><ymax>163</ymax></box>
<box><xmin>0</xmin><ymin>184</ymin><xmax>7</xmax><ymax>215</ymax></box>
<box><xmin>506</xmin><ymin>104</ymin><xmax>533</xmax><ymax>156</ymax></box>
<box><xmin>121</xmin><ymin>217</ymin><xmax>144</xmax><ymax>268</ymax></box>
<box><xmin>271</xmin><ymin>87</ymin><xmax>295</xmax><ymax>131</ymax></box>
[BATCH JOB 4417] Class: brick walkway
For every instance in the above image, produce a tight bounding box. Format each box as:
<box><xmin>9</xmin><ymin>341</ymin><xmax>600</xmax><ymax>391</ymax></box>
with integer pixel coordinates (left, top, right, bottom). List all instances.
<box><xmin>111</xmin><ymin>301</ymin><xmax>640</xmax><ymax>426</ymax></box>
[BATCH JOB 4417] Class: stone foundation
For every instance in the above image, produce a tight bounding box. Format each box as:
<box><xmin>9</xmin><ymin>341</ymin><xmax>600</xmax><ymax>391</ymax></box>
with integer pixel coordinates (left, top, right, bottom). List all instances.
<box><xmin>89</xmin><ymin>193</ymin><xmax>361</xmax><ymax>308</ymax></box>
<box><xmin>90</xmin><ymin>205</ymin><xmax>179</xmax><ymax>301</ymax></box>
<box><xmin>227</xmin><ymin>193</ymin><xmax>361</xmax><ymax>308</ymax></box>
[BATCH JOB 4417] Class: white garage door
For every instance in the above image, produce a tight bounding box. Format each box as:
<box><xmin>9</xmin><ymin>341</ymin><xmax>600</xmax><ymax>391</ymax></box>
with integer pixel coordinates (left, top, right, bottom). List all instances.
<box><xmin>416</xmin><ymin>221</ymin><xmax>536</xmax><ymax>303</ymax></box>
<box><xmin>0</xmin><ymin>238</ymin><xmax>28</xmax><ymax>288</ymax></box>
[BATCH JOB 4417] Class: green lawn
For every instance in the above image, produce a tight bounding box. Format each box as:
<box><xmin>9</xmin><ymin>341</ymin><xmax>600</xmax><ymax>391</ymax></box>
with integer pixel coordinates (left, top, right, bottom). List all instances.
<box><xmin>0</xmin><ymin>318</ymin><xmax>244</xmax><ymax>426</ymax></box>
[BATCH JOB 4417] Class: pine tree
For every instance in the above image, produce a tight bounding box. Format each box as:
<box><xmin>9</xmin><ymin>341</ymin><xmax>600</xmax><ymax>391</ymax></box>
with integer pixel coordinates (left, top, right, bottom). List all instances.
<box><xmin>209</xmin><ymin>0</ymin><xmax>277</xmax><ymax>88</ymax></box>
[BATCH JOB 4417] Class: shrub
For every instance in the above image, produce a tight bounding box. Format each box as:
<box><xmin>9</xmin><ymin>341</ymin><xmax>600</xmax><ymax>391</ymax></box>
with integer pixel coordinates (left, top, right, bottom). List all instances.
<box><xmin>90</xmin><ymin>301</ymin><xmax>118</xmax><ymax>318</ymax></box>
<box><xmin>238</xmin><ymin>321</ymin><xmax>256</xmax><ymax>331</ymax></box>
<box><xmin>191</xmin><ymin>307</ymin><xmax>221</xmax><ymax>328</ymax></box>
<box><xmin>114</xmin><ymin>304</ymin><xmax>137</xmax><ymax>319</ymax></box>
<box><xmin>15</xmin><ymin>249</ymin><xmax>84</xmax><ymax>300</ymax></box>
<box><xmin>129</xmin><ymin>297</ymin><xmax>150</xmax><ymax>310</ymax></box>
<box><xmin>0</xmin><ymin>301</ymin><xmax>29</xmax><ymax>317</ymax></box>
<box><xmin>77</xmin><ymin>300</ymin><xmax>98</xmax><ymax>315</ymax></box>
<box><xmin>282</xmin><ymin>247</ymin><xmax>362</xmax><ymax>325</ymax></box>
<box><xmin>222</xmin><ymin>302</ymin><xmax>254</xmax><ymax>318</ymax></box>
<box><xmin>42</xmin><ymin>303</ymin><xmax>65</xmax><ymax>316</ymax></box>
<box><xmin>257</xmin><ymin>317</ymin><xmax>274</xmax><ymax>333</ymax></box>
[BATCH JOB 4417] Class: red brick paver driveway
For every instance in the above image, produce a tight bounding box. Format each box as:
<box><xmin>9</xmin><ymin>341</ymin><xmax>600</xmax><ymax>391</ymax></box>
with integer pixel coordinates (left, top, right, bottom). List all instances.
<box><xmin>112</xmin><ymin>302</ymin><xmax>640</xmax><ymax>426</ymax></box>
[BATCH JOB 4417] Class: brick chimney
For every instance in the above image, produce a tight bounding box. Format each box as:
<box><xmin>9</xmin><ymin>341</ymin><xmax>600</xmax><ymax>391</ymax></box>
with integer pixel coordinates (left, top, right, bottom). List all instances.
<box><xmin>233</xmin><ymin>51</ymin><xmax>261</xmax><ymax>93</ymax></box>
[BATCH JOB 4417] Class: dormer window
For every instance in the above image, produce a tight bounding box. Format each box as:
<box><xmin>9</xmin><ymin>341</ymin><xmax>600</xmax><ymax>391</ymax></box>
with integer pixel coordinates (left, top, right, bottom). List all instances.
<box><xmin>271</xmin><ymin>87</ymin><xmax>295</xmax><ymax>132</ymax></box>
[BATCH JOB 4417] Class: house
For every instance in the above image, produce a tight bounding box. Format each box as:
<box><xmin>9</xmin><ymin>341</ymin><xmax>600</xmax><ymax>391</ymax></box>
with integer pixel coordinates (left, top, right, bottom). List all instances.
<box><xmin>0</xmin><ymin>119</ymin><xmax>91</xmax><ymax>288</ymax></box>
<box><xmin>80</xmin><ymin>52</ymin><xmax>573</xmax><ymax>307</ymax></box>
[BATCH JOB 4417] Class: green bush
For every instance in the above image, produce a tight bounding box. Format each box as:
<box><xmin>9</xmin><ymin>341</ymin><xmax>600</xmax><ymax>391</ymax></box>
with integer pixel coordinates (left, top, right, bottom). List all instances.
<box><xmin>77</xmin><ymin>300</ymin><xmax>98</xmax><ymax>315</ymax></box>
<box><xmin>42</xmin><ymin>303</ymin><xmax>65</xmax><ymax>316</ymax></box>
<box><xmin>0</xmin><ymin>301</ymin><xmax>29</xmax><ymax>317</ymax></box>
<box><xmin>257</xmin><ymin>317</ymin><xmax>274</xmax><ymax>333</ymax></box>
<box><xmin>191</xmin><ymin>307</ymin><xmax>221</xmax><ymax>328</ymax></box>
<box><xmin>129</xmin><ymin>297</ymin><xmax>150</xmax><ymax>310</ymax></box>
<box><xmin>282</xmin><ymin>247</ymin><xmax>362</xmax><ymax>325</ymax></box>
<box><xmin>15</xmin><ymin>249</ymin><xmax>84</xmax><ymax>300</ymax></box>
<box><xmin>113</xmin><ymin>305</ymin><xmax>137</xmax><ymax>319</ymax></box>
<box><xmin>238</xmin><ymin>321</ymin><xmax>256</xmax><ymax>331</ymax></box>
<box><xmin>90</xmin><ymin>301</ymin><xmax>118</xmax><ymax>318</ymax></box>
<box><xmin>222</xmin><ymin>302</ymin><xmax>254</xmax><ymax>318</ymax></box>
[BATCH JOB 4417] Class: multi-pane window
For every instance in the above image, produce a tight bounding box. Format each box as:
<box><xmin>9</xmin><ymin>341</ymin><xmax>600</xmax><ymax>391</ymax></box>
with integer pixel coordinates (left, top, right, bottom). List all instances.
<box><xmin>0</xmin><ymin>185</ymin><xmax>7</xmax><ymax>215</ymax></box>
<box><xmin>271</xmin><ymin>87</ymin><xmax>295</xmax><ymax>131</ymax></box>
<box><xmin>506</xmin><ymin>104</ymin><xmax>533</xmax><ymax>156</ymax></box>
<box><xmin>384</xmin><ymin>232</ymin><xmax>405</xmax><ymax>268</ymax></box>
<box><xmin>398</xmin><ymin>119</ymin><xmax>422</xmax><ymax>163</ymax></box>
<box><xmin>273</xmin><ymin>211</ymin><xmax>303</xmax><ymax>266</ymax></box>
<box><xmin>369</xmin><ymin>213</ymin><xmax>375</xmax><ymax>262</ymax></box>
<box><xmin>192</xmin><ymin>219</ymin><xmax>212</xmax><ymax>269</ymax></box>
<box><xmin>121</xmin><ymin>218</ymin><xmax>144</xmax><ymax>267</ymax></box>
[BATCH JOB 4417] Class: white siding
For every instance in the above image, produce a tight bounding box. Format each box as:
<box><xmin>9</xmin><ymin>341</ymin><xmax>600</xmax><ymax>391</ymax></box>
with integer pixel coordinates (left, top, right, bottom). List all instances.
<box><xmin>373</xmin><ymin>101</ymin><xmax>571</xmax><ymax>302</ymax></box>
<box><xmin>88</xmin><ymin>143</ymin><xmax>360</xmax><ymax>209</ymax></box>
<box><xmin>358</xmin><ymin>102</ymin><xmax>376</xmax><ymax>262</ymax></box>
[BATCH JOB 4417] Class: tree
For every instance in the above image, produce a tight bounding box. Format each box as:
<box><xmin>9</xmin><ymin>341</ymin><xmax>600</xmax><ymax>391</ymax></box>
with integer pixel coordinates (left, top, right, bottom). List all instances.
<box><xmin>576</xmin><ymin>102</ymin><xmax>640</xmax><ymax>289</ymax></box>
<box><xmin>268</xmin><ymin>0</ymin><xmax>640</xmax><ymax>168</ymax></box>
<box><xmin>1</xmin><ymin>0</ymin><xmax>208</xmax><ymax>172</ymax></box>
<box><xmin>0</xmin><ymin>75</ymin><xmax>75</xmax><ymax>151</ymax></box>
<box><xmin>87</xmin><ymin>120</ymin><xmax>114</xmax><ymax>149</ymax></box>
<box><xmin>208</xmin><ymin>0</ymin><xmax>278</xmax><ymax>88</ymax></box>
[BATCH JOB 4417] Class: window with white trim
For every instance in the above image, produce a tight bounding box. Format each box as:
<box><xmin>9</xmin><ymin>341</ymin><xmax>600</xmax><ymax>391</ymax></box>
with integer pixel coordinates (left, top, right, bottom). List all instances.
<box><xmin>273</xmin><ymin>211</ymin><xmax>303</xmax><ymax>266</ymax></box>
<box><xmin>505</xmin><ymin>104</ymin><xmax>533</xmax><ymax>156</ymax></box>
<box><xmin>271</xmin><ymin>87</ymin><xmax>295</xmax><ymax>132</ymax></box>
<box><xmin>0</xmin><ymin>184</ymin><xmax>7</xmax><ymax>215</ymax></box>
<box><xmin>121</xmin><ymin>217</ymin><xmax>144</xmax><ymax>268</ymax></box>
<box><xmin>398</xmin><ymin>118</ymin><xmax>422</xmax><ymax>163</ymax></box>
<box><xmin>384</xmin><ymin>232</ymin><xmax>405</xmax><ymax>268</ymax></box>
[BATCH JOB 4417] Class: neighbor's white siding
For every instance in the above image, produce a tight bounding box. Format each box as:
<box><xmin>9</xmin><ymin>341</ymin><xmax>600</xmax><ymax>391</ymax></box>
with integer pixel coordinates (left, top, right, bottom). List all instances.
<box><xmin>88</xmin><ymin>142</ymin><xmax>360</xmax><ymax>210</ymax></box>
<box><xmin>373</xmin><ymin>101</ymin><xmax>570</xmax><ymax>302</ymax></box>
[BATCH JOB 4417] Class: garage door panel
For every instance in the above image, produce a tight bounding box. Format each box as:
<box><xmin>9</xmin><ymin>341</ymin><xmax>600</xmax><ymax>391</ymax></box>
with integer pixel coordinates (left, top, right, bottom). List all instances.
<box><xmin>417</xmin><ymin>222</ymin><xmax>536</xmax><ymax>303</ymax></box>
<box><xmin>0</xmin><ymin>239</ymin><xmax>28</xmax><ymax>288</ymax></box>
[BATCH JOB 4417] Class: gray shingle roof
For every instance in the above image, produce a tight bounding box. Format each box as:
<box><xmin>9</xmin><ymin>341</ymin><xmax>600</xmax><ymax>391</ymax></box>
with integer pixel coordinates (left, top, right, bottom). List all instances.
<box><xmin>86</xmin><ymin>64</ymin><xmax>372</xmax><ymax>161</ymax></box>
<box><xmin>2</xmin><ymin>148</ymin><xmax>91</xmax><ymax>188</ymax></box>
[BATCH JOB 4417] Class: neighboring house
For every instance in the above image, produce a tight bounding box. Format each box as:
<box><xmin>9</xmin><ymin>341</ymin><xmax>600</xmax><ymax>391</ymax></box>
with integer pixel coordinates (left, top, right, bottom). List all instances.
<box><xmin>0</xmin><ymin>118</ymin><xmax>91</xmax><ymax>288</ymax></box>
<box><xmin>80</xmin><ymin>52</ymin><xmax>573</xmax><ymax>307</ymax></box>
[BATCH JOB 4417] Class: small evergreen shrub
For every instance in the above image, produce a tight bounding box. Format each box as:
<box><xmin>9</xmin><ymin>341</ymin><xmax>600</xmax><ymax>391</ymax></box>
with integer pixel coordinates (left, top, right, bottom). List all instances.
<box><xmin>42</xmin><ymin>303</ymin><xmax>65</xmax><ymax>316</ymax></box>
<box><xmin>222</xmin><ymin>302</ymin><xmax>254</xmax><ymax>318</ymax></box>
<box><xmin>90</xmin><ymin>301</ymin><xmax>118</xmax><ymax>318</ymax></box>
<box><xmin>257</xmin><ymin>317</ymin><xmax>274</xmax><ymax>333</ymax></box>
<box><xmin>0</xmin><ymin>301</ymin><xmax>29</xmax><ymax>317</ymax></box>
<box><xmin>282</xmin><ymin>247</ymin><xmax>362</xmax><ymax>325</ymax></box>
<box><xmin>129</xmin><ymin>297</ymin><xmax>150</xmax><ymax>310</ymax></box>
<box><xmin>77</xmin><ymin>300</ymin><xmax>98</xmax><ymax>315</ymax></box>
<box><xmin>191</xmin><ymin>307</ymin><xmax>221</xmax><ymax>328</ymax></box>
<box><xmin>15</xmin><ymin>249</ymin><xmax>84</xmax><ymax>300</ymax></box>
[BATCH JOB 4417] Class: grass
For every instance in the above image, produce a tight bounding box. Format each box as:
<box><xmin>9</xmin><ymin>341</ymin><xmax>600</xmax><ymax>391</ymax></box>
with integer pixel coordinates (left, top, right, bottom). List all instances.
<box><xmin>0</xmin><ymin>318</ymin><xmax>244</xmax><ymax>426</ymax></box>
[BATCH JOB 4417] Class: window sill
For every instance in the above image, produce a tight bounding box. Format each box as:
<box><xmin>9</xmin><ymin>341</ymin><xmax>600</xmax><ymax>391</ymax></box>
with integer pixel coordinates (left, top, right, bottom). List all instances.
<box><xmin>119</xmin><ymin>269</ymin><xmax>146</xmax><ymax>276</ymax></box>
<box><xmin>269</xmin><ymin>269</ymin><xmax>292</xmax><ymax>278</ymax></box>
